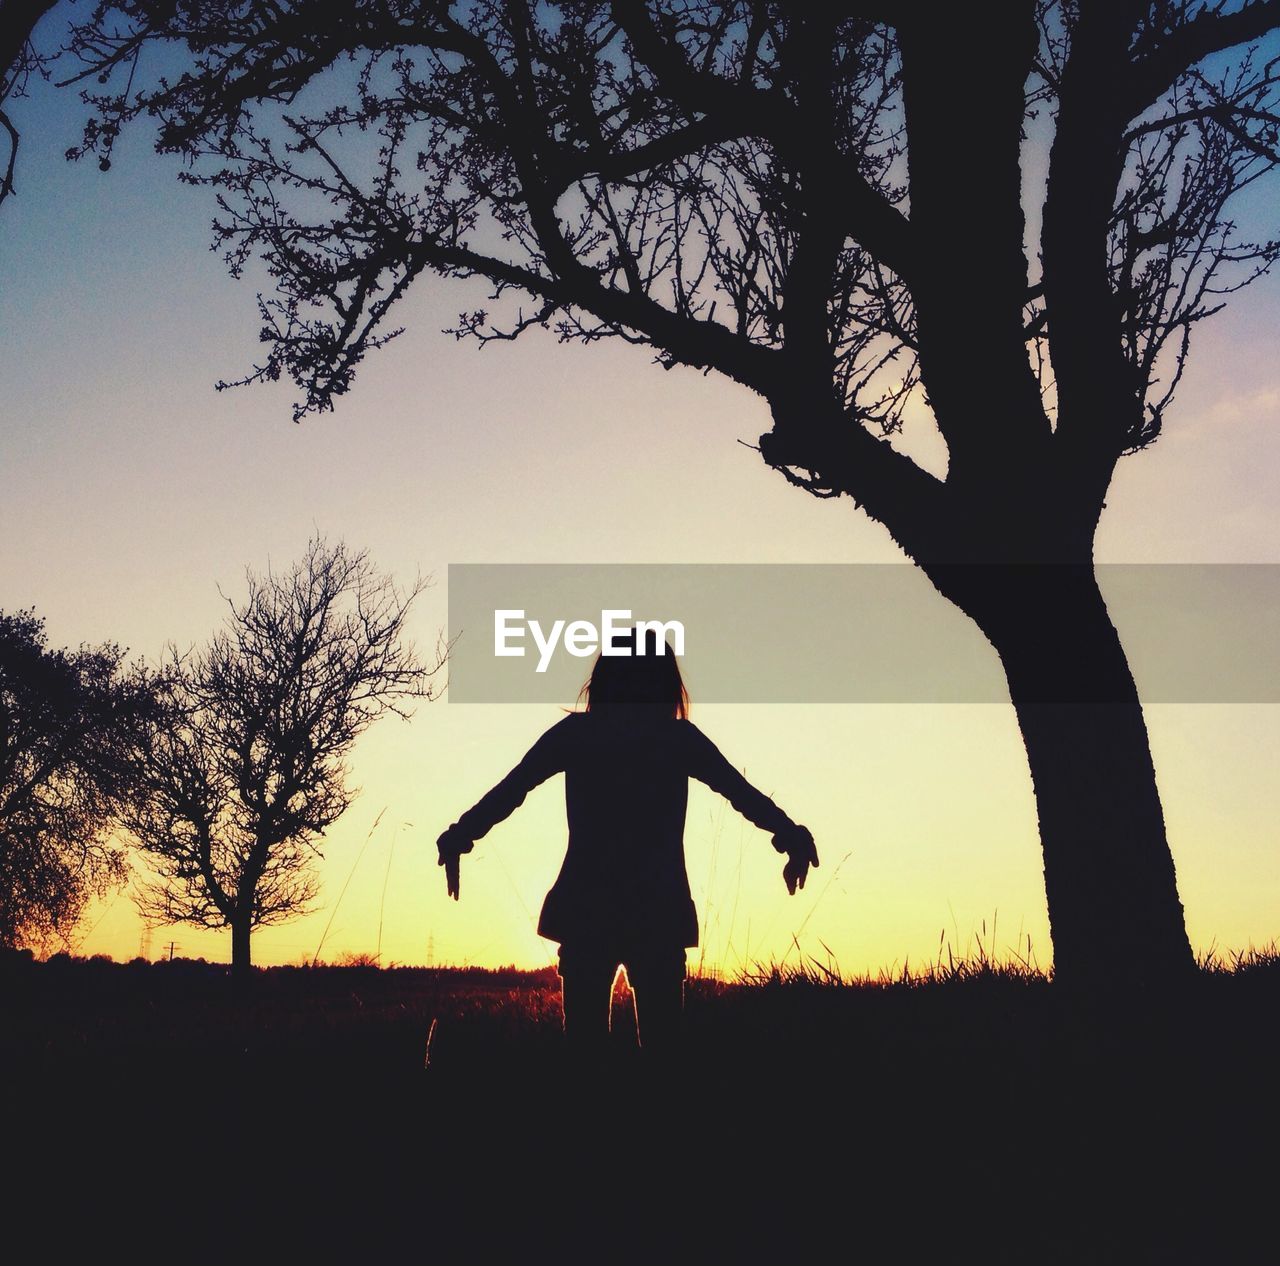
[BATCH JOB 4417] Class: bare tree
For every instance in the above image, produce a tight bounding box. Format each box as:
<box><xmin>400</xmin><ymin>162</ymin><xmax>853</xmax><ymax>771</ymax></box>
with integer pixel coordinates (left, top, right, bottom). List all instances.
<box><xmin>54</xmin><ymin>2</ymin><xmax>1280</xmax><ymax>987</ymax></box>
<box><xmin>0</xmin><ymin>609</ymin><xmax>154</xmax><ymax>950</ymax></box>
<box><xmin>127</xmin><ymin>537</ymin><xmax>444</xmax><ymax>979</ymax></box>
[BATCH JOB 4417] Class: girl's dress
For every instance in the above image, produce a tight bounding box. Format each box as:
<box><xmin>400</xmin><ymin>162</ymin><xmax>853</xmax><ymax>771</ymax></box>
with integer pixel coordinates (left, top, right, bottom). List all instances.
<box><xmin>445</xmin><ymin>711</ymin><xmax>801</xmax><ymax>957</ymax></box>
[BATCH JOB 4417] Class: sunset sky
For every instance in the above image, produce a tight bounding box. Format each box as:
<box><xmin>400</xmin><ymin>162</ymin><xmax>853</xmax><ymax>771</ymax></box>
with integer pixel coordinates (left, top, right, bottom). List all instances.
<box><xmin>2</xmin><ymin>69</ymin><xmax>1278</xmax><ymax>976</ymax></box>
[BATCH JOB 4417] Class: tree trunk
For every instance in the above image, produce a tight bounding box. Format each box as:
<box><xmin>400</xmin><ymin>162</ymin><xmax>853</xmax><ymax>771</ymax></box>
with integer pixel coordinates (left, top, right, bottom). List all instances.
<box><xmin>230</xmin><ymin>916</ymin><xmax>253</xmax><ymax>983</ymax></box>
<box><xmin>946</xmin><ymin>563</ymin><xmax>1196</xmax><ymax>990</ymax></box>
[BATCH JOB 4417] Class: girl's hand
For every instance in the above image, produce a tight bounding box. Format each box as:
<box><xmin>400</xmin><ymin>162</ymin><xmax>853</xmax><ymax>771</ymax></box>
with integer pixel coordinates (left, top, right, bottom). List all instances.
<box><xmin>436</xmin><ymin>827</ymin><xmax>472</xmax><ymax>901</ymax></box>
<box><xmin>774</xmin><ymin>825</ymin><xmax>819</xmax><ymax>895</ymax></box>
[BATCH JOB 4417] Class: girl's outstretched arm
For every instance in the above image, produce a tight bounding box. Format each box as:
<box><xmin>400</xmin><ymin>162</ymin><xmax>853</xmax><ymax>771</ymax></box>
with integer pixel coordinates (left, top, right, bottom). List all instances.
<box><xmin>436</xmin><ymin>716</ymin><xmax>574</xmax><ymax>899</ymax></box>
<box><xmin>682</xmin><ymin>721</ymin><xmax>820</xmax><ymax>894</ymax></box>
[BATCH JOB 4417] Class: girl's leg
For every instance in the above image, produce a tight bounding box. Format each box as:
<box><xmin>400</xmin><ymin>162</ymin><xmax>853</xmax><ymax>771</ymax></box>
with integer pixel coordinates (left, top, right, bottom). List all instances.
<box><xmin>558</xmin><ymin>945</ymin><xmax>617</xmax><ymax>1053</ymax></box>
<box><xmin>626</xmin><ymin>949</ymin><xmax>687</xmax><ymax>1053</ymax></box>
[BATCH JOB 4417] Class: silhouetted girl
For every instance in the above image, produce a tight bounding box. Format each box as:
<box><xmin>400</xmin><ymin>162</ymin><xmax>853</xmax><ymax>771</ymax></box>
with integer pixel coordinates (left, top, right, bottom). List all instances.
<box><xmin>436</xmin><ymin>631</ymin><xmax>818</xmax><ymax>1053</ymax></box>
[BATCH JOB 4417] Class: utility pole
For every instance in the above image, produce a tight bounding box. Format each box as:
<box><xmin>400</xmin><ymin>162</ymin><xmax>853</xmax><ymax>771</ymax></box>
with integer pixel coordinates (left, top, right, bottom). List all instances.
<box><xmin>168</xmin><ymin>941</ymin><xmax>176</xmax><ymax>962</ymax></box>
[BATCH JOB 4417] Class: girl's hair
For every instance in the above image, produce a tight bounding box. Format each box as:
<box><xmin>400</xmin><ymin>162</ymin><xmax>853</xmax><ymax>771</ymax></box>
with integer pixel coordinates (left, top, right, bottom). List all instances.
<box><xmin>578</xmin><ymin>628</ymin><xmax>689</xmax><ymax>719</ymax></box>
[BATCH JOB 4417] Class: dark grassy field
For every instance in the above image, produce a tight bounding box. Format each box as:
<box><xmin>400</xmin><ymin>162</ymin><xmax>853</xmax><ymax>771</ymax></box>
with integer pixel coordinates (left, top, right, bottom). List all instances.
<box><xmin>5</xmin><ymin>948</ymin><xmax>1276</xmax><ymax>1260</ymax></box>
<box><xmin>5</xmin><ymin>944</ymin><xmax>1279</xmax><ymax>1079</ymax></box>
<box><xmin>5</xmin><ymin>943</ymin><xmax>1278</xmax><ymax>1073</ymax></box>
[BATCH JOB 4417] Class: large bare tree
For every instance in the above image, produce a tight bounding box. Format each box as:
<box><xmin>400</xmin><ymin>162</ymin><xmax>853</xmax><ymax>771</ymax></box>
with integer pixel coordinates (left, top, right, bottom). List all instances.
<box><xmin>127</xmin><ymin>537</ymin><xmax>444</xmax><ymax>978</ymax></box>
<box><xmin>48</xmin><ymin>1</ymin><xmax>1280</xmax><ymax>986</ymax></box>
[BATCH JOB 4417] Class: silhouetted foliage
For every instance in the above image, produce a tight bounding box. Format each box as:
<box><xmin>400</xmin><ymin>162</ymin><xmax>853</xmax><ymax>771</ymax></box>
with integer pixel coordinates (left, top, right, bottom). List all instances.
<box><xmin>0</xmin><ymin>1</ymin><xmax>59</xmax><ymax>207</ymax></box>
<box><xmin>43</xmin><ymin>2</ymin><xmax>1280</xmax><ymax>987</ymax></box>
<box><xmin>125</xmin><ymin>536</ymin><xmax>445</xmax><ymax>978</ymax></box>
<box><xmin>0</xmin><ymin>608</ymin><xmax>154</xmax><ymax>949</ymax></box>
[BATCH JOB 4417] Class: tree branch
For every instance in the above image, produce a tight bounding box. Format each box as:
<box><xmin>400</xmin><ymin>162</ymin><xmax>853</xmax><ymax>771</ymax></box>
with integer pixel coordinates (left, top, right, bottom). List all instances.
<box><xmin>422</xmin><ymin>236</ymin><xmax>784</xmax><ymax>394</ymax></box>
<box><xmin>609</xmin><ymin>0</ymin><xmax>917</xmax><ymax>281</ymax></box>
<box><xmin>1127</xmin><ymin>0</ymin><xmax>1280</xmax><ymax>116</ymax></box>
<box><xmin>757</xmin><ymin>399</ymin><xmax>946</xmax><ymax>562</ymax></box>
